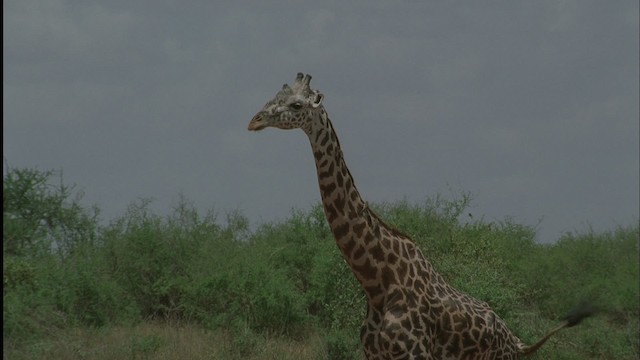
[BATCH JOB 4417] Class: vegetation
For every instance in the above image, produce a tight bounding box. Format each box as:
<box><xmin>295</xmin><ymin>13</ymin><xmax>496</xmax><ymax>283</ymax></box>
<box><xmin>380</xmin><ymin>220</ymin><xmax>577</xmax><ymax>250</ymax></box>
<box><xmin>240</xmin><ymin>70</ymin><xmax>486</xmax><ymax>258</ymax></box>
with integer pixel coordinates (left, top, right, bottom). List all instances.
<box><xmin>3</xmin><ymin>167</ymin><xmax>639</xmax><ymax>359</ymax></box>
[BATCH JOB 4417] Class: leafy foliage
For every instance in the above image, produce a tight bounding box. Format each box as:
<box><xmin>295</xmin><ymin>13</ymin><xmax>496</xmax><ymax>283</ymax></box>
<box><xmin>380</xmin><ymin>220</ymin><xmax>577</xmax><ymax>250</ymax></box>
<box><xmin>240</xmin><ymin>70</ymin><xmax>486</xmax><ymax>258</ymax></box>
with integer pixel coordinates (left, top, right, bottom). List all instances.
<box><xmin>3</xmin><ymin>167</ymin><xmax>98</xmax><ymax>258</ymax></box>
<box><xmin>3</xmin><ymin>167</ymin><xmax>639</xmax><ymax>359</ymax></box>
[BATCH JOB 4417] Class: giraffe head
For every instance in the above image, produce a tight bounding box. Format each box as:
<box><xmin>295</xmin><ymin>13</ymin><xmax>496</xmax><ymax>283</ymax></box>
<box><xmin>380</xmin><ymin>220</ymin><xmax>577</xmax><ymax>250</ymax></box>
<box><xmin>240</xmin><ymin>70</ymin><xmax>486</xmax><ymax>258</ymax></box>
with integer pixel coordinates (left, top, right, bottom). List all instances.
<box><xmin>248</xmin><ymin>73</ymin><xmax>324</xmax><ymax>132</ymax></box>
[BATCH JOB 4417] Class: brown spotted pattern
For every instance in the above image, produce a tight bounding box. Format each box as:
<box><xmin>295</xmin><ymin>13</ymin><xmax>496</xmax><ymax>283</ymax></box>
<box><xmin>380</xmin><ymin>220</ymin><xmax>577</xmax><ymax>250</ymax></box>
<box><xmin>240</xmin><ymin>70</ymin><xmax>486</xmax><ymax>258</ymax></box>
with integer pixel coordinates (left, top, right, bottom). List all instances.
<box><xmin>248</xmin><ymin>73</ymin><xmax>589</xmax><ymax>360</ymax></box>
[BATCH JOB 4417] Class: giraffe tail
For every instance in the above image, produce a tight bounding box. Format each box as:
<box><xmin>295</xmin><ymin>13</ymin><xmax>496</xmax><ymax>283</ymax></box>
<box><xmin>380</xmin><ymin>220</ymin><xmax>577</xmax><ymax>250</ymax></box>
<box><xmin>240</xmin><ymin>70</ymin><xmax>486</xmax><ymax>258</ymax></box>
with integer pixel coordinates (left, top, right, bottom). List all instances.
<box><xmin>519</xmin><ymin>300</ymin><xmax>594</xmax><ymax>356</ymax></box>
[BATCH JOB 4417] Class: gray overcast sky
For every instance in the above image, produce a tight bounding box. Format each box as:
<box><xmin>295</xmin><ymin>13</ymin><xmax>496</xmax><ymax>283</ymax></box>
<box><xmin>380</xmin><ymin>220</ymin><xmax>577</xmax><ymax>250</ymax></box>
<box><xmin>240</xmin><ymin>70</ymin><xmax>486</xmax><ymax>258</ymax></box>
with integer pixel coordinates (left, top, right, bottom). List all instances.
<box><xmin>4</xmin><ymin>1</ymin><xmax>639</xmax><ymax>243</ymax></box>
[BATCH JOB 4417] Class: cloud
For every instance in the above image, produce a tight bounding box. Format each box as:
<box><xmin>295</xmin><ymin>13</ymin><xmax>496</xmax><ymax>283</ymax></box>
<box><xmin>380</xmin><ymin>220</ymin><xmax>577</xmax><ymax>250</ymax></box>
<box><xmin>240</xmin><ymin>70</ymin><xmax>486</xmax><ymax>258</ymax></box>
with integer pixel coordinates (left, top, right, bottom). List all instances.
<box><xmin>4</xmin><ymin>1</ymin><xmax>638</xmax><ymax>243</ymax></box>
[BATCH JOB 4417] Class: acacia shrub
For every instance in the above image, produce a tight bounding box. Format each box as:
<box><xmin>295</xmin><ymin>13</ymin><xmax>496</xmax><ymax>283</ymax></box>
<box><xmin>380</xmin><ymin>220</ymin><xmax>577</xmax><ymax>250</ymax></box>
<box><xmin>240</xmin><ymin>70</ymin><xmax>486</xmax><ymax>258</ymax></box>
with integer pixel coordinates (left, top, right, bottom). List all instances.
<box><xmin>517</xmin><ymin>226</ymin><xmax>639</xmax><ymax>320</ymax></box>
<box><xmin>186</xmin><ymin>254</ymin><xmax>307</xmax><ymax>335</ymax></box>
<box><xmin>101</xmin><ymin>198</ymin><xmax>225</xmax><ymax>320</ymax></box>
<box><xmin>3</xmin><ymin>167</ymin><xmax>98</xmax><ymax>258</ymax></box>
<box><xmin>166</xmin><ymin>203</ymin><xmax>308</xmax><ymax>335</ymax></box>
<box><xmin>248</xmin><ymin>205</ymin><xmax>330</xmax><ymax>297</ymax></box>
<box><xmin>3</xmin><ymin>167</ymin><xmax>110</xmax><ymax>344</ymax></box>
<box><xmin>514</xmin><ymin>226</ymin><xmax>639</xmax><ymax>359</ymax></box>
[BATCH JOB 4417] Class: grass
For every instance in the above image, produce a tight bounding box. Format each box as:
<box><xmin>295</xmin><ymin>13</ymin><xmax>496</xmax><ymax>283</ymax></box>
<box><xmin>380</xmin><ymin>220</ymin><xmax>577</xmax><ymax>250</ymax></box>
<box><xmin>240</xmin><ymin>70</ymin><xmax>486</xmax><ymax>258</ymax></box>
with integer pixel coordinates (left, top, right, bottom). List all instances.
<box><xmin>3</xmin><ymin>321</ymin><xmax>329</xmax><ymax>360</ymax></box>
<box><xmin>5</xmin><ymin>316</ymin><xmax>637</xmax><ymax>360</ymax></box>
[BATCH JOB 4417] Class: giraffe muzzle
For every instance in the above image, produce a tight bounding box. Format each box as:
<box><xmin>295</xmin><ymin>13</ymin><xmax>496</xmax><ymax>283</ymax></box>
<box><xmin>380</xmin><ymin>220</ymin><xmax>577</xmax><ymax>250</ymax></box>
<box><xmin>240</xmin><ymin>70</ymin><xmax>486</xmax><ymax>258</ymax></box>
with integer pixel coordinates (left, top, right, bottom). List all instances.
<box><xmin>248</xmin><ymin>113</ymin><xmax>267</xmax><ymax>131</ymax></box>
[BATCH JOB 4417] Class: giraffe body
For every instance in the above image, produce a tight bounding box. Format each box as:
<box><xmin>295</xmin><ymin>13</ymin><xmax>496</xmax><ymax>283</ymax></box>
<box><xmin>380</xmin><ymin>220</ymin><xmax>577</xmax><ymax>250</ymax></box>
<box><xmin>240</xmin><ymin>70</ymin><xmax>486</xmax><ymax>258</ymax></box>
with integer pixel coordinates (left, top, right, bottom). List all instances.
<box><xmin>248</xmin><ymin>73</ymin><xmax>590</xmax><ymax>360</ymax></box>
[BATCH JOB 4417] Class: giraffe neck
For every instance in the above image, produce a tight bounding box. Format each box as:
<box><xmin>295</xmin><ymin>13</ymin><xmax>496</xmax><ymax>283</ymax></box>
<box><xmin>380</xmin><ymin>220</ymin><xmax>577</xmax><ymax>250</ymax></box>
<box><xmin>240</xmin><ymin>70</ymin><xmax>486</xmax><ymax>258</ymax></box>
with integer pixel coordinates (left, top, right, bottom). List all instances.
<box><xmin>304</xmin><ymin>108</ymin><xmax>366</xmax><ymax>231</ymax></box>
<box><xmin>303</xmin><ymin>108</ymin><xmax>381</xmax><ymax>289</ymax></box>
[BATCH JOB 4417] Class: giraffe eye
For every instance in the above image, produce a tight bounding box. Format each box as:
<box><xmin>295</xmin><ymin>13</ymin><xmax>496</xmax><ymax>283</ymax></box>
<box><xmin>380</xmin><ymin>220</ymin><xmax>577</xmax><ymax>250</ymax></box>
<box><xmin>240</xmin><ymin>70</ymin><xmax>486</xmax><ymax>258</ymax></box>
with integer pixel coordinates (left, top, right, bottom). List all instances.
<box><xmin>290</xmin><ymin>102</ymin><xmax>303</xmax><ymax>110</ymax></box>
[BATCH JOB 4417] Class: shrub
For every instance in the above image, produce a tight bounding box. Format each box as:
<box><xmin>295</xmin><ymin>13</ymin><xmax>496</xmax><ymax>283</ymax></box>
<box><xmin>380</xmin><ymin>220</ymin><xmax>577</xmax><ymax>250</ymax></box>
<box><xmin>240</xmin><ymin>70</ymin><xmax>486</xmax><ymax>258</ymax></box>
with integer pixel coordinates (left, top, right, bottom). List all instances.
<box><xmin>101</xmin><ymin>197</ymin><xmax>229</xmax><ymax>319</ymax></box>
<box><xmin>306</xmin><ymin>239</ymin><xmax>364</xmax><ymax>331</ymax></box>
<box><xmin>186</xmin><ymin>256</ymin><xmax>307</xmax><ymax>335</ymax></box>
<box><xmin>3</xmin><ymin>167</ymin><xmax>99</xmax><ymax>258</ymax></box>
<box><xmin>323</xmin><ymin>328</ymin><xmax>361</xmax><ymax>360</ymax></box>
<box><xmin>3</xmin><ymin>167</ymin><xmax>103</xmax><ymax>343</ymax></box>
<box><xmin>517</xmin><ymin>226</ymin><xmax>639</xmax><ymax>318</ymax></box>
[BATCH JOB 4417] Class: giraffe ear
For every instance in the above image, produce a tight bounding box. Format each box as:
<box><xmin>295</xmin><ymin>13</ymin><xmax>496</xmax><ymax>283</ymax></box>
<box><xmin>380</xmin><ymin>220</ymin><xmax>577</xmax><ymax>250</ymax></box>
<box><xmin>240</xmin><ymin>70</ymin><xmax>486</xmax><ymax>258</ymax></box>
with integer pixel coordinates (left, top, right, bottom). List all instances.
<box><xmin>311</xmin><ymin>92</ymin><xmax>324</xmax><ymax>108</ymax></box>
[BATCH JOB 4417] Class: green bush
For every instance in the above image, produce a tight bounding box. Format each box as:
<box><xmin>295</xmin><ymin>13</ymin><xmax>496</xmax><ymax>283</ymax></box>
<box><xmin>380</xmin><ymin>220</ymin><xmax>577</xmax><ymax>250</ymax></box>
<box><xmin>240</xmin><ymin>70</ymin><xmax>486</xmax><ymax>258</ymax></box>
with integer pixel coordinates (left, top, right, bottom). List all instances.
<box><xmin>3</xmin><ymin>263</ymin><xmax>64</xmax><ymax>343</ymax></box>
<box><xmin>323</xmin><ymin>328</ymin><xmax>361</xmax><ymax>360</ymax></box>
<box><xmin>516</xmin><ymin>226</ymin><xmax>639</xmax><ymax>318</ymax></box>
<box><xmin>3</xmin><ymin>167</ymin><xmax>99</xmax><ymax>258</ymax></box>
<box><xmin>56</xmin><ymin>246</ymin><xmax>130</xmax><ymax>326</ymax></box>
<box><xmin>306</xmin><ymin>239</ymin><xmax>364</xmax><ymax>331</ymax></box>
<box><xmin>4</xmin><ymin>167</ymin><xmax>638</xmax><ymax>359</ymax></box>
<box><xmin>248</xmin><ymin>206</ymin><xmax>330</xmax><ymax>293</ymax></box>
<box><xmin>3</xmin><ymin>167</ymin><xmax>103</xmax><ymax>343</ymax></box>
<box><xmin>101</xmin><ymin>198</ymin><xmax>224</xmax><ymax>320</ymax></box>
<box><xmin>3</xmin><ymin>256</ymin><xmax>37</xmax><ymax>291</ymax></box>
<box><xmin>186</xmin><ymin>256</ymin><xmax>307</xmax><ymax>335</ymax></box>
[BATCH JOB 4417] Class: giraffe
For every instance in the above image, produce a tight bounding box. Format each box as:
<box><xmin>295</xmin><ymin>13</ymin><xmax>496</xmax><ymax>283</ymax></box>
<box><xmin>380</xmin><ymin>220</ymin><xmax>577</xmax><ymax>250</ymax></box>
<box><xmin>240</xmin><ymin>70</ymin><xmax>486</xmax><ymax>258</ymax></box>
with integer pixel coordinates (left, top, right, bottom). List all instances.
<box><xmin>247</xmin><ymin>73</ymin><xmax>592</xmax><ymax>359</ymax></box>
